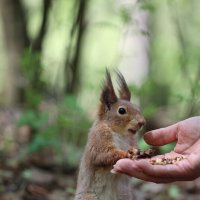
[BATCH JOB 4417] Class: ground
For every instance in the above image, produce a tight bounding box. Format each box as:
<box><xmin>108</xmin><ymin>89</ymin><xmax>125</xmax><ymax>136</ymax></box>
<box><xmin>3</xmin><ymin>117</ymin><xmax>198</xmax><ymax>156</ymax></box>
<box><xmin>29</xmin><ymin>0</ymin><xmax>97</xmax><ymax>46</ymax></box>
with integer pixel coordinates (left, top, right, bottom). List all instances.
<box><xmin>0</xmin><ymin>108</ymin><xmax>200</xmax><ymax>200</ymax></box>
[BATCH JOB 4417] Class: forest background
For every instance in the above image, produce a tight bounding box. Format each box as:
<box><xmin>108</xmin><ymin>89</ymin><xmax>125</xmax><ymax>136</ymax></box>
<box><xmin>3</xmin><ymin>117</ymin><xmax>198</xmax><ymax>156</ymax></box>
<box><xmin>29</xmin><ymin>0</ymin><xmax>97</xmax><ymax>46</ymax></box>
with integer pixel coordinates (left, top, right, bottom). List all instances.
<box><xmin>0</xmin><ymin>0</ymin><xmax>200</xmax><ymax>200</ymax></box>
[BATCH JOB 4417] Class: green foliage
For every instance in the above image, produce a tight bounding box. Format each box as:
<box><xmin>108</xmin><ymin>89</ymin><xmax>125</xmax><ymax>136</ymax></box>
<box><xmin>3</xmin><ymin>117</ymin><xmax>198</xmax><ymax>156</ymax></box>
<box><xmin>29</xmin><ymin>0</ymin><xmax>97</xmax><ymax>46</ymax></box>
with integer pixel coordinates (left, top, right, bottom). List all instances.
<box><xmin>21</xmin><ymin>50</ymin><xmax>42</xmax><ymax>86</ymax></box>
<box><xmin>57</xmin><ymin>95</ymin><xmax>91</xmax><ymax>146</ymax></box>
<box><xmin>140</xmin><ymin>0</ymin><xmax>157</xmax><ymax>13</ymax></box>
<box><xmin>140</xmin><ymin>79</ymin><xmax>170</xmax><ymax>106</ymax></box>
<box><xmin>24</xmin><ymin>89</ymin><xmax>43</xmax><ymax>110</ymax></box>
<box><xmin>18</xmin><ymin>110</ymin><xmax>48</xmax><ymax>130</ymax></box>
<box><xmin>21</xmin><ymin>169</ymin><xmax>32</xmax><ymax>180</ymax></box>
<box><xmin>66</xmin><ymin>187</ymin><xmax>76</xmax><ymax>195</ymax></box>
<box><xmin>62</xmin><ymin>143</ymin><xmax>83</xmax><ymax>169</ymax></box>
<box><xmin>130</xmin><ymin>79</ymin><xmax>170</xmax><ymax>117</ymax></box>
<box><xmin>168</xmin><ymin>185</ymin><xmax>181</xmax><ymax>199</ymax></box>
<box><xmin>28</xmin><ymin>136</ymin><xmax>59</xmax><ymax>153</ymax></box>
<box><xmin>119</xmin><ymin>7</ymin><xmax>132</xmax><ymax>24</ymax></box>
<box><xmin>138</xmin><ymin>136</ymin><xmax>151</xmax><ymax>149</ymax></box>
<box><xmin>159</xmin><ymin>143</ymin><xmax>176</xmax><ymax>154</ymax></box>
<box><xmin>21</xmin><ymin>49</ymin><xmax>46</xmax><ymax>109</ymax></box>
<box><xmin>17</xmin><ymin>95</ymin><xmax>90</xmax><ymax>167</ymax></box>
<box><xmin>17</xmin><ymin>110</ymin><xmax>58</xmax><ymax>153</ymax></box>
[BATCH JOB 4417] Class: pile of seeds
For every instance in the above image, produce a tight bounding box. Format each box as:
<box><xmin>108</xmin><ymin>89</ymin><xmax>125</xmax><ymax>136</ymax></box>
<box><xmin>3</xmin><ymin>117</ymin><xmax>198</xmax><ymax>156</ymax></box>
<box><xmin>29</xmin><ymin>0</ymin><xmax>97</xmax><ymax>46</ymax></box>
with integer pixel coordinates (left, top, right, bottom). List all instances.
<box><xmin>127</xmin><ymin>148</ymin><xmax>186</xmax><ymax>165</ymax></box>
<box><xmin>127</xmin><ymin>148</ymin><xmax>156</xmax><ymax>159</ymax></box>
<box><xmin>149</xmin><ymin>156</ymin><xmax>185</xmax><ymax>165</ymax></box>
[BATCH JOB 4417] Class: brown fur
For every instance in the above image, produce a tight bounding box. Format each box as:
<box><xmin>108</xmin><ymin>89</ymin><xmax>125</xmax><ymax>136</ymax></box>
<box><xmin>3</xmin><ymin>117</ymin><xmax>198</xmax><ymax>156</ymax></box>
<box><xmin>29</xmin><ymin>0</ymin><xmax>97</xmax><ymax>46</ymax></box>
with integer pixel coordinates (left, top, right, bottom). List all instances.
<box><xmin>74</xmin><ymin>70</ymin><xmax>145</xmax><ymax>200</ymax></box>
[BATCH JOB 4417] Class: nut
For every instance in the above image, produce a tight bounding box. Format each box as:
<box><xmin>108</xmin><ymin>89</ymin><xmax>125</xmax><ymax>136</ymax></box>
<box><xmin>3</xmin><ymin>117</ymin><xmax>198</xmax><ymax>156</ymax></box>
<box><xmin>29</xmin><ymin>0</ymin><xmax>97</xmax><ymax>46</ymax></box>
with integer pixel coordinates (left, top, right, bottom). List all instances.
<box><xmin>149</xmin><ymin>156</ymin><xmax>185</xmax><ymax>165</ymax></box>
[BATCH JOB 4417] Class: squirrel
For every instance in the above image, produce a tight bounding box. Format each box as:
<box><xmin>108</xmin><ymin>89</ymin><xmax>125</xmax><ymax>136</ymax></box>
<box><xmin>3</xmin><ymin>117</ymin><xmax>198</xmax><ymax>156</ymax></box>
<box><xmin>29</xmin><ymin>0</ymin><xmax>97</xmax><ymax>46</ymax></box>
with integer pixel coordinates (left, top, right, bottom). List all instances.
<box><xmin>74</xmin><ymin>70</ymin><xmax>145</xmax><ymax>200</ymax></box>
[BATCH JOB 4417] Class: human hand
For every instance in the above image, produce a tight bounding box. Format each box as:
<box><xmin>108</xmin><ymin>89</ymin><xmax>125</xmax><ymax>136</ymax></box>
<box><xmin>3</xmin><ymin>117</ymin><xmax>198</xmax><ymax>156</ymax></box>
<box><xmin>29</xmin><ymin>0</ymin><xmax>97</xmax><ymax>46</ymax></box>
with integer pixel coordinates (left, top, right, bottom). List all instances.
<box><xmin>112</xmin><ymin>117</ymin><xmax>200</xmax><ymax>183</ymax></box>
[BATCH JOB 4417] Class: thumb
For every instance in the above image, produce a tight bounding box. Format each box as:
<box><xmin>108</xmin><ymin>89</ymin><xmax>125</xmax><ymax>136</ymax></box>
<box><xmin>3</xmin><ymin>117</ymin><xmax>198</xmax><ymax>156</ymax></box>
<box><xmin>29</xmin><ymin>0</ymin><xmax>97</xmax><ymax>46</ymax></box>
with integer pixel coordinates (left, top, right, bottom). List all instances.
<box><xmin>144</xmin><ymin>123</ymin><xmax>178</xmax><ymax>146</ymax></box>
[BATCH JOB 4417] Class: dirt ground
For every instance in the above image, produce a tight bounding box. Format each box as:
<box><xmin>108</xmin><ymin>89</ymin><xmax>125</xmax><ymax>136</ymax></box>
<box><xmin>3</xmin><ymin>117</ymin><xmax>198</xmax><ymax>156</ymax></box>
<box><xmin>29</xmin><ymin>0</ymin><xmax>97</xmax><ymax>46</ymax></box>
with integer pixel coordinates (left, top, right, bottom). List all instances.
<box><xmin>1</xmin><ymin>163</ymin><xmax>200</xmax><ymax>200</ymax></box>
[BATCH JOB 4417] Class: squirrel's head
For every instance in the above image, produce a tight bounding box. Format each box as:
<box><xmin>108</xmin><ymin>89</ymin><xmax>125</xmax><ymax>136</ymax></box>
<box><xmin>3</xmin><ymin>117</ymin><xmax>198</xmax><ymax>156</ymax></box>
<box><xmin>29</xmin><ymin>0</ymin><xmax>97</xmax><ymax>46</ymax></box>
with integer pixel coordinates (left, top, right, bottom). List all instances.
<box><xmin>98</xmin><ymin>70</ymin><xmax>145</xmax><ymax>135</ymax></box>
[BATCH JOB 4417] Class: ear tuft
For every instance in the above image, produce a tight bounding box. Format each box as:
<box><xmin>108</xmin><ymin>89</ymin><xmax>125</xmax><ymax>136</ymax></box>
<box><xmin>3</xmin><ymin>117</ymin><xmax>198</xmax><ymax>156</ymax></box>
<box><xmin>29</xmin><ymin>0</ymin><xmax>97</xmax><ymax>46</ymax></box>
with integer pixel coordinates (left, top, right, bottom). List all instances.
<box><xmin>100</xmin><ymin>69</ymin><xmax>117</xmax><ymax>110</ymax></box>
<box><xmin>116</xmin><ymin>71</ymin><xmax>131</xmax><ymax>101</ymax></box>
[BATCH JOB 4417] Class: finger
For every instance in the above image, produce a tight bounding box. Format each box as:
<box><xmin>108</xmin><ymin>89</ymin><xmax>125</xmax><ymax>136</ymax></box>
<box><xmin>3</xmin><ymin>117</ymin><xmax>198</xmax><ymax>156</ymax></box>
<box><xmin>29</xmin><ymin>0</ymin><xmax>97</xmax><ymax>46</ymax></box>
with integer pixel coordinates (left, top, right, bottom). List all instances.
<box><xmin>113</xmin><ymin>159</ymin><xmax>174</xmax><ymax>183</ymax></box>
<box><xmin>115</xmin><ymin>158</ymin><xmax>175</xmax><ymax>179</ymax></box>
<box><xmin>144</xmin><ymin>123</ymin><xmax>179</xmax><ymax>146</ymax></box>
<box><xmin>136</xmin><ymin>159</ymin><xmax>180</xmax><ymax>178</ymax></box>
<box><xmin>131</xmin><ymin>158</ymin><xmax>195</xmax><ymax>181</ymax></box>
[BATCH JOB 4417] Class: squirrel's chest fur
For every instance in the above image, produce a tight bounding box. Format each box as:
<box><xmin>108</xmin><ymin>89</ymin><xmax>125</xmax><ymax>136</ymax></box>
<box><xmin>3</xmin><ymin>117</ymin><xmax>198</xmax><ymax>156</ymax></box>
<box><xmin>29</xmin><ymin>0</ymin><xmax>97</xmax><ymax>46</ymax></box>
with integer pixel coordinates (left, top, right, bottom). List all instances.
<box><xmin>75</xmin><ymin>129</ymin><xmax>135</xmax><ymax>200</ymax></box>
<box><xmin>91</xmin><ymin>132</ymin><xmax>132</xmax><ymax>199</ymax></box>
<box><xmin>112</xmin><ymin>132</ymin><xmax>131</xmax><ymax>150</ymax></box>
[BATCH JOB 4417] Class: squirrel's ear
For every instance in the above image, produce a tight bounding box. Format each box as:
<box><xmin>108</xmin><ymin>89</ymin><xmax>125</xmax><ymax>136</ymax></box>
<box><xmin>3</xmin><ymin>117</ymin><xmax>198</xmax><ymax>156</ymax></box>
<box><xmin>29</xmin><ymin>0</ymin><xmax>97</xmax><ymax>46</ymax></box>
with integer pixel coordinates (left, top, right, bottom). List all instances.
<box><xmin>117</xmin><ymin>71</ymin><xmax>131</xmax><ymax>101</ymax></box>
<box><xmin>100</xmin><ymin>70</ymin><xmax>117</xmax><ymax>110</ymax></box>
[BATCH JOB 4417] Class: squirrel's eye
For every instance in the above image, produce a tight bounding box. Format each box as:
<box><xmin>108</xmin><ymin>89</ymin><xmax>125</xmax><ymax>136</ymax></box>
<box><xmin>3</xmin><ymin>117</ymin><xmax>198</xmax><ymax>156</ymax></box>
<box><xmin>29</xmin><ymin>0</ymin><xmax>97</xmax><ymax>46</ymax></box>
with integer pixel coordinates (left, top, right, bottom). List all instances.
<box><xmin>118</xmin><ymin>107</ymin><xmax>126</xmax><ymax>115</ymax></box>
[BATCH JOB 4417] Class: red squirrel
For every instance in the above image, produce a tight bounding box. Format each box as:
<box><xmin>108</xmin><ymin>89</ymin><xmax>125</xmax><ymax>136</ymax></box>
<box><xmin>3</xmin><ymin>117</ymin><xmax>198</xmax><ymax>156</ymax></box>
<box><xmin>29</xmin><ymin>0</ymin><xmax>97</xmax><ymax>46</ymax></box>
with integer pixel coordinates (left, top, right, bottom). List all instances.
<box><xmin>74</xmin><ymin>70</ymin><xmax>145</xmax><ymax>200</ymax></box>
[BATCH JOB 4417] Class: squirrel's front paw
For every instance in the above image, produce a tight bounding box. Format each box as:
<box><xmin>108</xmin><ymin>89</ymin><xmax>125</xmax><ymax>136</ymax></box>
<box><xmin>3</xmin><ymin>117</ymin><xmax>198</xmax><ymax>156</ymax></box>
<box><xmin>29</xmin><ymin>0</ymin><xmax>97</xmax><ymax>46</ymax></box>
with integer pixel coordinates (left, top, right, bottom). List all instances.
<box><xmin>116</xmin><ymin>150</ymin><xmax>129</xmax><ymax>159</ymax></box>
<box><xmin>127</xmin><ymin>148</ymin><xmax>156</xmax><ymax>160</ymax></box>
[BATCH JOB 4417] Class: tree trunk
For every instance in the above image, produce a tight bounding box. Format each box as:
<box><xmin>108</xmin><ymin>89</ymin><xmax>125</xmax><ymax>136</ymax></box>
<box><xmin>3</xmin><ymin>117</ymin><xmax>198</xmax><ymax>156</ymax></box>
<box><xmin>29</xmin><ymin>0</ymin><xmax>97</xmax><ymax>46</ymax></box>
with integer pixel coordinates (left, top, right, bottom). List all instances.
<box><xmin>0</xmin><ymin>0</ymin><xmax>29</xmax><ymax>106</ymax></box>
<box><xmin>0</xmin><ymin>0</ymin><xmax>52</xmax><ymax>106</ymax></box>
<box><xmin>32</xmin><ymin>0</ymin><xmax>52</xmax><ymax>52</ymax></box>
<box><xmin>65</xmin><ymin>0</ymin><xmax>88</xmax><ymax>94</ymax></box>
<box><xmin>118</xmin><ymin>0</ymin><xmax>150</xmax><ymax>87</ymax></box>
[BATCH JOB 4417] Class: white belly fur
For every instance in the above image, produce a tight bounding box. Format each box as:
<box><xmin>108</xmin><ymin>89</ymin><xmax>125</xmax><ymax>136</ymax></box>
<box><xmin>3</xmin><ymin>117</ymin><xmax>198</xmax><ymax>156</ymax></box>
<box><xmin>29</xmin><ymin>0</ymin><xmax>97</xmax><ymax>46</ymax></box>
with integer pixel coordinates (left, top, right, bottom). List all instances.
<box><xmin>112</xmin><ymin>132</ymin><xmax>133</xmax><ymax>150</ymax></box>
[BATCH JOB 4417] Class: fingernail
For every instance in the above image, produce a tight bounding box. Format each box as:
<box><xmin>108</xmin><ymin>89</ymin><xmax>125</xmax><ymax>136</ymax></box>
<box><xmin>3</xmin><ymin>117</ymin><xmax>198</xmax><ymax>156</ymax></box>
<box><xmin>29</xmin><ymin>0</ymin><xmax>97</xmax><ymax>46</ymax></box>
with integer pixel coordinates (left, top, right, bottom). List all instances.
<box><xmin>144</xmin><ymin>131</ymin><xmax>152</xmax><ymax>135</ymax></box>
<box><xmin>114</xmin><ymin>164</ymin><xmax>121</xmax><ymax>170</ymax></box>
<box><xmin>110</xmin><ymin>169</ymin><xmax>119</xmax><ymax>174</ymax></box>
<box><xmin>144</xmin><ymin>131</ymin><xmax>153</xmax><ymax>140</ymax></box>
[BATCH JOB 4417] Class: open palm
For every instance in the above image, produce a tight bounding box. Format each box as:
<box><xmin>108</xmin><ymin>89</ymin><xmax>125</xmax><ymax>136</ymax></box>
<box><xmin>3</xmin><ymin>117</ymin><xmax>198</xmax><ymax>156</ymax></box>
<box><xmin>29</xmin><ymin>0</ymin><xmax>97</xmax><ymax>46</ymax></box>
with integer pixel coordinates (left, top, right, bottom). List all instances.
<box><xmin>112</xmin><ymin>117</ymin><xmax>200</xmax><ymax>183</ymax></box>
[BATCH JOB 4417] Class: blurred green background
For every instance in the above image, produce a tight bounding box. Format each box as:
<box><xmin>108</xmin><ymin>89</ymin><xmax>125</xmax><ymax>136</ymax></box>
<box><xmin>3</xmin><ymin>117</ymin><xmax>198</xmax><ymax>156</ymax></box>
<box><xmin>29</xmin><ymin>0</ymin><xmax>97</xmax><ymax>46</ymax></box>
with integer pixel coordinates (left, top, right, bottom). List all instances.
<box><xmin>0</xmin><ymin>0</ymin><xmax>200</xmax><ymax>199</ymax></box>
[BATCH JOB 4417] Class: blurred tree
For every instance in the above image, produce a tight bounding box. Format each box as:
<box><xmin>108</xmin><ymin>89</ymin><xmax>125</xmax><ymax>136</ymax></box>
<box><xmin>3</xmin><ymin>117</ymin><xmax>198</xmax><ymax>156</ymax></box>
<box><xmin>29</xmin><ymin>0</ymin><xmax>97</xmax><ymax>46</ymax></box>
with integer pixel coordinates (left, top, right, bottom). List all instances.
<box><xmin>118</xmin><ymin>0</ymin><xmax>150</xmax><ymax>88</ymax></box>
<box><xmin>65</xmin><ymin>0</ymin><xmax>88</xmax><ymax>94</ymax></box>
<box><xmin>0</xmin><ymin>0</ymin><xmax>29</xmax><ymax>106</ymax></box>
<box><xmin>141</xmin><ymin>0</ymin><xmax>200</xmax><ymax>126</ymax></box>
<box><xmin>0</xmin><ymin>0</ymin><xmax>52</xmax><ymax>106</ymax></box>
<box><xmin>168</xmin><ymin>0</ymin><xmax>200</xmax><ymax>117</ymax></box>
<box><xmin>31</xmin><ymin>0</ymin><xmax>52</xmax><ymax>52</ymax></box>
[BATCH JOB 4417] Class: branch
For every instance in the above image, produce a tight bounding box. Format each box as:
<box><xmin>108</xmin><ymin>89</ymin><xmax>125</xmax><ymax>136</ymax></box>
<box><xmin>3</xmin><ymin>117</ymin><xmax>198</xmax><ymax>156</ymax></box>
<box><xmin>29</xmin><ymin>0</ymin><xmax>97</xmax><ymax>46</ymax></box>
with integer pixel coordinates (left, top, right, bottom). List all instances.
<box><xmin>32</xmin><ymin>0</ymin><xmax>52</xmax><ymax>52</ymax></box>
<box><xmin>65</xmin><ymin>0</ymin><xmax>88</xmax><ymax>94</ymax></box>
